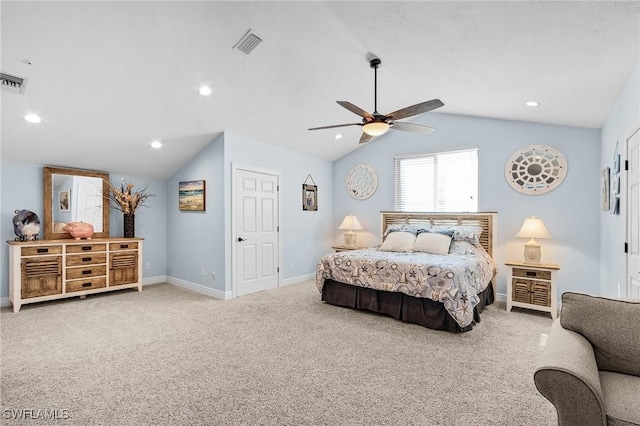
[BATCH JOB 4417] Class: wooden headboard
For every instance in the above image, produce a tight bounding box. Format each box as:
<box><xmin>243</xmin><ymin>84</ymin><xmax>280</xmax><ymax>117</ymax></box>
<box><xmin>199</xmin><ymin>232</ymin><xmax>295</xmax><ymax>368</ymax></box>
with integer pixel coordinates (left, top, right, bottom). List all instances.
<box><xmin>380</xmin><ymin>211</ymin><xmax>498</xmax><ymax>259</ymax></box>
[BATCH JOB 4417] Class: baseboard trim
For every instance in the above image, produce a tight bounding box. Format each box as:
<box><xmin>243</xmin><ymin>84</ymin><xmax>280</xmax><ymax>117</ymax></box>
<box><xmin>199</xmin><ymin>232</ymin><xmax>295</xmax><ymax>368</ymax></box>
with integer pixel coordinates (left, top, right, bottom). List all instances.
<box><xmin>496</xmin><ymin>292</ymin><xmax>507</xmax><ymax>302</ymax></box>
<box><xmin>281</xmin><ymin>273</ymin><xmax>315</xmax><ymax>287</ymax></box>
<box><xmin>167</xmin><ymin>276</ymin><xmax>232</xmax><ymax>300</ymax></box>
<box><xmin>143</xmin><ymin>276</ymin><xmax>167</xmax><ymax>286</ymax></box>
<box><xmin>0</xmin><ymin>297</ymin><xmax>9</xmax><ymax>308</ymax></box>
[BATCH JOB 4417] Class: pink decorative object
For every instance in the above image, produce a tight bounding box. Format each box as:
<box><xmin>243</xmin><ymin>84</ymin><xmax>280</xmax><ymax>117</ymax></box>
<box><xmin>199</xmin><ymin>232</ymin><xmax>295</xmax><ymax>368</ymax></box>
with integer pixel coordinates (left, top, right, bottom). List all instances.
<box><xmin>64</xmin><ymin>222</ymin><xmax>94</xmax><ymax>240</ymax></box>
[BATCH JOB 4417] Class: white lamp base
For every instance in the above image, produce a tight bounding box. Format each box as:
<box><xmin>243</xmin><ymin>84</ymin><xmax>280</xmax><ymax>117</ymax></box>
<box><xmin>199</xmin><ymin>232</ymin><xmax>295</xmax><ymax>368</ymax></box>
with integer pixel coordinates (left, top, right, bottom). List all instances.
<box><xmin>523</xmin><ymin>239</ymin><xmax>542</xmax><ymax>263</ymax></box>
<box><xmin>343</xmin><ymin>231</ymin><xmax>357</xmax><ymax>248</ymax></box>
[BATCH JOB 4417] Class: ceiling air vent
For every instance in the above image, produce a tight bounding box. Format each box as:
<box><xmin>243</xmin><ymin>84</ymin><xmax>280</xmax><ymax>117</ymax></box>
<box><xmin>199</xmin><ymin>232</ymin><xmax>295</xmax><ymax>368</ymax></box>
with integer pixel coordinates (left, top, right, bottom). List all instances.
<box><xmin>233</xmin><ymin>29</ymin><xmax>262</xmax><ymax>55</ymax></box>
<box><xmin>1</xmin><ymin>72</ymin><xmax>27</xmax><ymax>94</ymax></box>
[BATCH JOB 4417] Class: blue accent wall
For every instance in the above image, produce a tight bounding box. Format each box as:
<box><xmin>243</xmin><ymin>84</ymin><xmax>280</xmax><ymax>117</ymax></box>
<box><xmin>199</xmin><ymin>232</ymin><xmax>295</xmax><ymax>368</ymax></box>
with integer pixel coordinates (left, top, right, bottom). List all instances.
<box><xmin>332</xmin><ymin>112</ymin><xmax>601</xmax><ymax>298</ymax></box>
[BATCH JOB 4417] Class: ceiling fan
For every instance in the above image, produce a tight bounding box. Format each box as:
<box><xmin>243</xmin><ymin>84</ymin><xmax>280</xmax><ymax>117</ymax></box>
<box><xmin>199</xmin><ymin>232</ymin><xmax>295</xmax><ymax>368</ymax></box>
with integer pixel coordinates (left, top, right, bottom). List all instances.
<box><xmin>309</xmin><ymin>57</ymin><xmax>444</xmax><ymax>144</ymax></box>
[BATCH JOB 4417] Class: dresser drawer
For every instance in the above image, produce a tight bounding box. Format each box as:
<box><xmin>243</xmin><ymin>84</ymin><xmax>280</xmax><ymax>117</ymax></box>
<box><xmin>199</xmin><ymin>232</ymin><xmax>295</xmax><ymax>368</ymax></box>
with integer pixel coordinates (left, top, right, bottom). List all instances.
<box><xmin>109</xmin><ymin>242</ymin><xmax>138</xmax><ymax>251</ymax></box>
<box><xmin>66</xmin><ymin>253</ymin><xmax>106</xmax><ymax>267</ymax></box>
<box><xmin>513</xmin><ymin>268</ymin><xmax>551</xmax><ymax>281</ymax></box>
<box><xmin>66</xmin><ymin>265</ymin><xmax>106</xmax><ymax>280</ymax></box>
<box><xmin>21</xmin><ymin>245</ymin><xmax>63</xmax><ymax>256</ymax></box>
<box><xmin>66</xmin><ymin>277</ymin><xmax>107</xmax><ymax>292</ymax></box>
<box><xmin>66</xmin><ymin>244</ymin><xmax>107</xmax><ymax>254</ymax></box>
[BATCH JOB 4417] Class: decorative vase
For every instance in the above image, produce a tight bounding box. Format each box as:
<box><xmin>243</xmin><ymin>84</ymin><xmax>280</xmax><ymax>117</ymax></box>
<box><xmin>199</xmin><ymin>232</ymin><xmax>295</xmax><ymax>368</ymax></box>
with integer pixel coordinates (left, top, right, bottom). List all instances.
<box><xmin>123</xmin><ymin>214</ymin><xmax>135</xmax><ymax>238</ymax></box>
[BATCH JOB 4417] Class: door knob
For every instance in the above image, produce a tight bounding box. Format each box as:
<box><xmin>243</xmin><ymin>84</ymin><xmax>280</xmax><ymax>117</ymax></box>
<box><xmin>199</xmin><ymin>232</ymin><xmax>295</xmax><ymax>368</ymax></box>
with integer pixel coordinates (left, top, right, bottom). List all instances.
<box><xmin>237</xmin><ymin>237</ymin><xmax>246</xmax><ymax>242</ymax></box>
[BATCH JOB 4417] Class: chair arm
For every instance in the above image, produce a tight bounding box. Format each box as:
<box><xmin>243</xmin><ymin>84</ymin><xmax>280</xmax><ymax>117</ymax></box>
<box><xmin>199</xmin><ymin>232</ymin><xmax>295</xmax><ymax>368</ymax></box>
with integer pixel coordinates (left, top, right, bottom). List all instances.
<box><xmin>534</xmin><ymin>319</ymin><xmax>607</xmax><ymax>426</ymax></box>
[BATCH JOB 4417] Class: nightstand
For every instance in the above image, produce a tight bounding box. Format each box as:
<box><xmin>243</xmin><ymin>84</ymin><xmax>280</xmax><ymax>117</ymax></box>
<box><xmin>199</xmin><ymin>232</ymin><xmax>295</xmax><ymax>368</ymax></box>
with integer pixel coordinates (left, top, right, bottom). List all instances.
<box><xmin>505</xmin><ymin>261</ymin><xmax>559</xmax><ymax>319</ymax></box>
<box><xmin>332</xmin><ymin>246</ymin><xmax>366</xmax><ymax>253</ymax></box>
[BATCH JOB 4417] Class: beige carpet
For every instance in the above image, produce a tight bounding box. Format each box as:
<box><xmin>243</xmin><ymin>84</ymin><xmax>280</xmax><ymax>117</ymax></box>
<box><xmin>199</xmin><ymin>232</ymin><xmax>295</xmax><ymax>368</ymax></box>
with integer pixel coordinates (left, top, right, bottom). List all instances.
<box><xmin>0</xmin><ymin>282</ymin><xmax>556</xmax><ymax>425</ymax></box>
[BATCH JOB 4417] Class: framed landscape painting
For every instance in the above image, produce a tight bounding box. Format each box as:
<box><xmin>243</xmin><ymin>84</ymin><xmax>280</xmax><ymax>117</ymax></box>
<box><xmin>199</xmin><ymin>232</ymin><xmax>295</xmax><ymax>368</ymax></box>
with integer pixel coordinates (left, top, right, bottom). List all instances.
<box><xmin>179</xmin><ymin>180</ymin><xmax>206</xmax><ymax>211</ymax></box>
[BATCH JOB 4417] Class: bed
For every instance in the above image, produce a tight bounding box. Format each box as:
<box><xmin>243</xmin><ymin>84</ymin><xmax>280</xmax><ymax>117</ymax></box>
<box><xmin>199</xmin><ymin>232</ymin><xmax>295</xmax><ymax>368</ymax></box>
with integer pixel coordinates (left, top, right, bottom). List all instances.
<box><xmin>316</xmin><ymin>212</ymin><xmax>497</xmax><ymax>332</ymax></box>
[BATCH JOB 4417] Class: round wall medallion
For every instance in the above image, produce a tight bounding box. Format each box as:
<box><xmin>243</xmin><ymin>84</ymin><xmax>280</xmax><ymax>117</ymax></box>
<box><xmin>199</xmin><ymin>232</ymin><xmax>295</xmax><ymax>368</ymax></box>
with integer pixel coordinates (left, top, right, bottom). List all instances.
<box><xmin>346</xmin><ymin>164</ymin><xmax>378</xmax><ymax>200</ymax></box>
<box><xmin>505</xmin><ymin>145</ymin><xmax>567</xmax><ymax>195</ymax></box>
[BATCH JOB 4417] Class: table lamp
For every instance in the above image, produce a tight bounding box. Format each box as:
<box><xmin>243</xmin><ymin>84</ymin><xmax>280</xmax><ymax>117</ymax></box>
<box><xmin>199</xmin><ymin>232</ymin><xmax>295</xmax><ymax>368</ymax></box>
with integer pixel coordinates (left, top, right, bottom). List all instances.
<box><xmin>515</xmin><ymin>216</ymin><xmax>551</xmax><ymax>264</ymax></box>
<box><xmin>338</xmin><ymin>214</ymin><xmax>363</xmax><ymax>248</ymax></box>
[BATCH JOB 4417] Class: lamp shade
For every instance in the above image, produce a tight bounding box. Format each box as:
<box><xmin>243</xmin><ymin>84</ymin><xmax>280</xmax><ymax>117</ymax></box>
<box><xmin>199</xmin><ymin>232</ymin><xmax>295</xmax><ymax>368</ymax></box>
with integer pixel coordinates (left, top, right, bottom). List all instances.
<box><xmin>338</xmin><ymin>214</ymin><xmax>363</xmax><ymax>231</ymax></box>
<box><xmin>515</xmin><ymin>216</ymin><xmax>551</xmax><ymax>239</ymax></box>
<box><xmin>362</xmin><ymin>121</ymin><xmax>390</xmax><ymax>136</ymax></box>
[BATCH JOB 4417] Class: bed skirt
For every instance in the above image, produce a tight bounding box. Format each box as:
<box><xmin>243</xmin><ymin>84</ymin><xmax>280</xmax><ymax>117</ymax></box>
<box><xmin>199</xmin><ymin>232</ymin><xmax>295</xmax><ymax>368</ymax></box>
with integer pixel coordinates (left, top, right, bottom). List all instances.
<box><xmin>321</xmin><ymin>279</ymin><xmax>495</xmax><ymax>333</ymax></box>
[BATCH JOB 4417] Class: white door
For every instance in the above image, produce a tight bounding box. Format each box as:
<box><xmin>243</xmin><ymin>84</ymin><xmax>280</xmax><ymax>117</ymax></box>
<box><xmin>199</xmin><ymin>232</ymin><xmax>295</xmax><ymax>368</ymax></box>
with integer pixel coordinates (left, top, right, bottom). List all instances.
<box><xmin>76</xmin><ymin>182</ymin><xmax>103</xmax><ymax>231</ymax></box>
<box><xmin>235</xmin><ymin>168</ymin><xmax>279</xmax><ymax>296</ymax></box>
<box><xmin>627</xmin><ymin>127</ymin><xmax>640</xmax><ymax>298</ymax></box>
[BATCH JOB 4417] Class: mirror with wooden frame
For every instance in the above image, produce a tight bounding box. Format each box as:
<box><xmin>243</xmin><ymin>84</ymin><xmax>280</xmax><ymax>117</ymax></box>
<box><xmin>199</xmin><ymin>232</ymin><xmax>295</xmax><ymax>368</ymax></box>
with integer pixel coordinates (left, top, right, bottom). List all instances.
<box><xmin>43</xmin><ymin>166</ymin><xmax>110</xmax><ymax>240</ymax></box>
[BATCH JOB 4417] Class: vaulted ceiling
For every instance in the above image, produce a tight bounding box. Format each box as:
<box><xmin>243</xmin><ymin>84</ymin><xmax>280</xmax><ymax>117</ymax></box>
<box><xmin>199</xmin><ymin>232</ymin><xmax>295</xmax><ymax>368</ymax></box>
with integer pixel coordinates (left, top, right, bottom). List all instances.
<box><xmin>2</xmin><ymin>1</ymin><xmax>639</xmax><ymax>179</ymax></box>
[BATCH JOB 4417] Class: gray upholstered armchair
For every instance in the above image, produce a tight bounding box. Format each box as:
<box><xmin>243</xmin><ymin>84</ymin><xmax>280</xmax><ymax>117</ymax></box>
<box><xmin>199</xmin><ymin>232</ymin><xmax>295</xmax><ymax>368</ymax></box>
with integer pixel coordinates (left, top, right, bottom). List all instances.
<box><xmin>534</xmin><ymin>292</ymin><xmax>640</xmax><ymax>426</ymax></box>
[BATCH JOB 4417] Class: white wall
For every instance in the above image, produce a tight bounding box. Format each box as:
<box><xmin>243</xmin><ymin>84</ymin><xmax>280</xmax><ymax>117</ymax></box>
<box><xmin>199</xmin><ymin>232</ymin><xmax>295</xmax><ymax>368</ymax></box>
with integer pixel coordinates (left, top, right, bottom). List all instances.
<box><xmin>600</xmin><ymin>61</ymin><xmax>640</xmax><ymax>297</ymax></box>
<box><xmin>333</xmin><ymin>112</ymin><xmax>601</xmax><ymax>298</ymax></box>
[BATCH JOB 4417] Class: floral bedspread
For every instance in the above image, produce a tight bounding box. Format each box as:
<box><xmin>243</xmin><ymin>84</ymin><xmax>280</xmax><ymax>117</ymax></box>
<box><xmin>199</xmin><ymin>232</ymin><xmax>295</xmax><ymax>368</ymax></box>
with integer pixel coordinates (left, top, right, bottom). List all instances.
<box><xmin>315</xmin><ymin>241</ymin><xmax>495</xmax><ymax>327</ymax></box>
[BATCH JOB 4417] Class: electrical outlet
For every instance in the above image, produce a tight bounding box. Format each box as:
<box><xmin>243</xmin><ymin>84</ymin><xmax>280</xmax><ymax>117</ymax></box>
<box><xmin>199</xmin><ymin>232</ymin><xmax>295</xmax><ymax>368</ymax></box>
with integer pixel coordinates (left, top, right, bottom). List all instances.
<box><xmin>211</xmin><ymin>271</ymin><xmax>216</xmax><ymax>280</ymax></box>
<box><xmin>145</xmin><ymin>262</ymin><xmax>150</xmax><ymax>270</ymax></box>
<box><xmin>289</xmin><ymin>263</ymin><xmax>293</xmax><ymax>270</ymax></box>
<box><xmin>200</xmin><ymin>267</ymin><xmax>205</xmax><ymax>277</ymax></box>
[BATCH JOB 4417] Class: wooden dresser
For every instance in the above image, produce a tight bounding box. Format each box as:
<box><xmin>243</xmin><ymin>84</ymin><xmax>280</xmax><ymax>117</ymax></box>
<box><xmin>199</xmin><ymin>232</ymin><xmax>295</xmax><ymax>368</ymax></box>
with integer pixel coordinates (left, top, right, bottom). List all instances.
<box><xmin>7</xmin><ymin>238</ymin><xmax>143</xmax><ymax>312</ymax></box>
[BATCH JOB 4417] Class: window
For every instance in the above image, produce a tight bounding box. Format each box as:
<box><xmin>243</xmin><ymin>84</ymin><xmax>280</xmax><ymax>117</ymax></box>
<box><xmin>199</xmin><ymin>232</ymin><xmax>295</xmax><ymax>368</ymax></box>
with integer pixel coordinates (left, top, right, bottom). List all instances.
<box><xmin>394</xmin><ymin>148</ymin><xmax>478</xmax><ymax>212</ymax></box>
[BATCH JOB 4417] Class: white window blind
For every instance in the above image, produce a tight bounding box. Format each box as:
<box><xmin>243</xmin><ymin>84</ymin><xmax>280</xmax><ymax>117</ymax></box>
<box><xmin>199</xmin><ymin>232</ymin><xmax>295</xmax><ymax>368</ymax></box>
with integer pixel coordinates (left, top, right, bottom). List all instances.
<box><xmin>394</xmin><ymin>148</ymin><xmax>478</xmax><ymax>212</ymax></box>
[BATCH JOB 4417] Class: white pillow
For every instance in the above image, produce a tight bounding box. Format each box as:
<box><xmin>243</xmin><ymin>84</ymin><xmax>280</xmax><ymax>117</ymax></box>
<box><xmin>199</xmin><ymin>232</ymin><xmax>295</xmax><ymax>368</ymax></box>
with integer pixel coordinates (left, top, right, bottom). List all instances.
<box><xmin>412</xmin><ymin>232</ymin><xmax>452</xmax><ymax>255</ymax></box>
<box><xmin>379</xmin><ymin>231</ymin><xmax>416</xmax><ymax>252</ymax></box>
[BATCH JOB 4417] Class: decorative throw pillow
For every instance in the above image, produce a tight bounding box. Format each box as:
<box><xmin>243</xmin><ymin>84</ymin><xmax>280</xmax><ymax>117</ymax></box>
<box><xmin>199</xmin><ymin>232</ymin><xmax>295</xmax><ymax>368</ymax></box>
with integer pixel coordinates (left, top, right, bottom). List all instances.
<box><xmin>451</xmin><ymin>226</ymin><xmax>483</xmax><ymax>244</ymax></box>
<box><xmin>426</xmin><ymin>225</ymin><xmax>455</xmax><ymax>236</ymax></box>
<box><xmin>412</xmin><ymin>232</ymin><xmax>452</xmax><ymax>255</ymax></box>
<box><xmin>378</xmin><ymin>231</ymin><xmax>416</xmax><ymax>252</ymax></box>
<box><xmin>384</xmin><ymin>223</ymin><xmax>430</xmax><ymax>237</ymax></box>
<box><xmin>560</xmin><ymin>292</ymin><xmax>640</xmax><ymax>376</ymax></box>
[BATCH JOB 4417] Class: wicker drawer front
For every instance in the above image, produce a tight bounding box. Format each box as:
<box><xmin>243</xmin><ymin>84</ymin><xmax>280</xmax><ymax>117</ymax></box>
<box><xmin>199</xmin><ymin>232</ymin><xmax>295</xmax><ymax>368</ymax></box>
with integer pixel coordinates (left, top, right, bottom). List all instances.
<box><xmin>66</xmin><ymin>265</ymin><xmax>107</xmax><ymax>280</ymax></box>
<box><xmin>513</xmin><ymin>268</ymin><xmax>551</xmax><ymax>280</ymax></box>
<box><xmin>66</xmin><ymin>253</ymin><xmax>107</xmax><ymax>267</ymax></box>
<box><xmin>21</xmin><ymin>245</ymin><xmax>63</xmax><ymax>256</ymax></box>
<box><xmin>21</xmin><ymin>256</ymin><xmax>62</xmax><ymax>298</ymax></box>
<box><xmin>531</xmin><ymin>282</ymin><xmax>551</xmax><ymax>307</ymax></box>
<box><xmin>512</xmin><ymin>279</ymin><xmax>532</xmax><ymax>304</ymax></box>
<box><xmin>66</xmin><ymin>244</ymin><xmax>107</xmax><ymax>254</ymax></box>
<box><xmin>66</xmin><ymin>277</ymin><xmax>107</xmax><ymax>293</ymax></box>
<box><xmin>109</xmin><ymin>242</ymin><xmax>138</xmax><ymax>251</ymax></box>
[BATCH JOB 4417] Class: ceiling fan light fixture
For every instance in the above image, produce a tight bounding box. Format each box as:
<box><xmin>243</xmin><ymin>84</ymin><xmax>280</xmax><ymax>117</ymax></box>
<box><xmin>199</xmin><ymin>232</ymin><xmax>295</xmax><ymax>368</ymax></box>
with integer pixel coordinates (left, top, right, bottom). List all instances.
<box><xmin>363</xmin><ymin>121</ymin><xmax>390</xmax><ymax>136</ymax></box>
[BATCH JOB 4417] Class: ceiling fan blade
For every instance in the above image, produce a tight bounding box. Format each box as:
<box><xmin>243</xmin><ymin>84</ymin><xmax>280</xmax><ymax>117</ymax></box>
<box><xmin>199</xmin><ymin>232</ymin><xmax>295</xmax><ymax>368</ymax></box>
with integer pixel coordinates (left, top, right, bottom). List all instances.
<box><xmin>391</xmin><ymin>121</ymin><xmax>435</xmax><ymax>134</ymax></box>
<box><xmin>359</xmin><ymin>133</ymin><xmax>373</xmax><ymax>144</ymax></box>
<box><xmin>337</xmin><ymin>101</ymin><xmax>374</xmax><ymax>119</ymax></box>
<box><xmin>308</xmin><ymin>123</ymin><xmax>362</xmax><ymax>131</ymax></box>
<box><xmin>385</xmin><ymin>99</ymin><xmax>444</xmax><ymax>121</ymax></box>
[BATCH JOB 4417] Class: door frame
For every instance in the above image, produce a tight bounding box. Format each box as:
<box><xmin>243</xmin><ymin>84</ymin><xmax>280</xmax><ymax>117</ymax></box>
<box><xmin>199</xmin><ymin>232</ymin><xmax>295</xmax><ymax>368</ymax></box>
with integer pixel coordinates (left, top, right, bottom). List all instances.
<box><xmin>231</xmin><ymin>162</ymin><xmax>282</xmax><ymax>299</ymax></box>
<box><xmin>624</xmin><ymin>119</ymin><xmax>640</xmax><ymax>297</ymax></box>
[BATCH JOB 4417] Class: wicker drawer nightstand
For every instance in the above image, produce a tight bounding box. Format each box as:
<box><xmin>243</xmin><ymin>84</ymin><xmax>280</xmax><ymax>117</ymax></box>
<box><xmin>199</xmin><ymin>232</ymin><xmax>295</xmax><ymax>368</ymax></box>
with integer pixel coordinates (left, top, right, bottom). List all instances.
<box><xmin>505</xmin><ymin>261</ymin><xmax>559</xmax><ymax>319</ymax></box>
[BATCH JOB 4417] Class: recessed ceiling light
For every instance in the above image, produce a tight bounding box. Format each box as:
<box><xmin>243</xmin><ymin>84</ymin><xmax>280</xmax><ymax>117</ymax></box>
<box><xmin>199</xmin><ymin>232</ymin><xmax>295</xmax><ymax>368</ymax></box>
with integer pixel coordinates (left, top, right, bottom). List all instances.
<box><xmin>525</xmin><ymin>101</ymin><xmax>540</xmax><ymax>107</ymax></box>
<box><xmin>151</xmin><ymin>140</ymin><xmax>162</xmax><ymax>149</ymax></box>
<box><xmin>199</xmin><ymin>86</ymin><xmax>212</xmax><ymax>96</ymax></box>
<box><xmin>335</xmin><ymin>134</ymin><xmax>343</xmax><ymax>139</ymax></box>
<box><xmin>24</xmin><ymin>114</ymin><xmax>41</xmax><ymax>123</ymax></box>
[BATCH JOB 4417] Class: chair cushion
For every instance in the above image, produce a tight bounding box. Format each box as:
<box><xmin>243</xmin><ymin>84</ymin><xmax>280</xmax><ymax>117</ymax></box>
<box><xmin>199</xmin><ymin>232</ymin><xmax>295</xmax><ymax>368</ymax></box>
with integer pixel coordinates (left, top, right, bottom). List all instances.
<box><xmin>599</xmin><ymin>371</ymin><xmax>640</xmax><ymax>426</ymax></box>
<box><xmin>560</xmin><ymin>292</ymin><xmax>640</xmax><ymax>376</ymax></box>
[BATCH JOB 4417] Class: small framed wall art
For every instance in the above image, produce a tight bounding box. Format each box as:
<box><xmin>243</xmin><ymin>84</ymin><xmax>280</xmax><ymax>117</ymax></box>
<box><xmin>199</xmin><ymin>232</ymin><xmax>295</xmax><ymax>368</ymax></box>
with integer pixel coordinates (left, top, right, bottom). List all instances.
<box><xmin>601</xmin><ymin>167</ymin><xmax>610</xmax><ymax>211</ymax></box>
<box><xmin>302</xmin><ymin>174</ymin><xmax>318</xmax><ymax>211</ymax></box>
<box><xmin>179</xmin><ymin>180</ymin><xmax>206</xmax><ymax>211</ymax></box>
<box><xmin>59</xmin><ymin>190</ymin><xmax>70</xmax><ymax>212</ymax></box>
<box><xmin>302</xmin><ymin>184</ymin><xmax>317</xmax><ymax>211</ymax></box>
